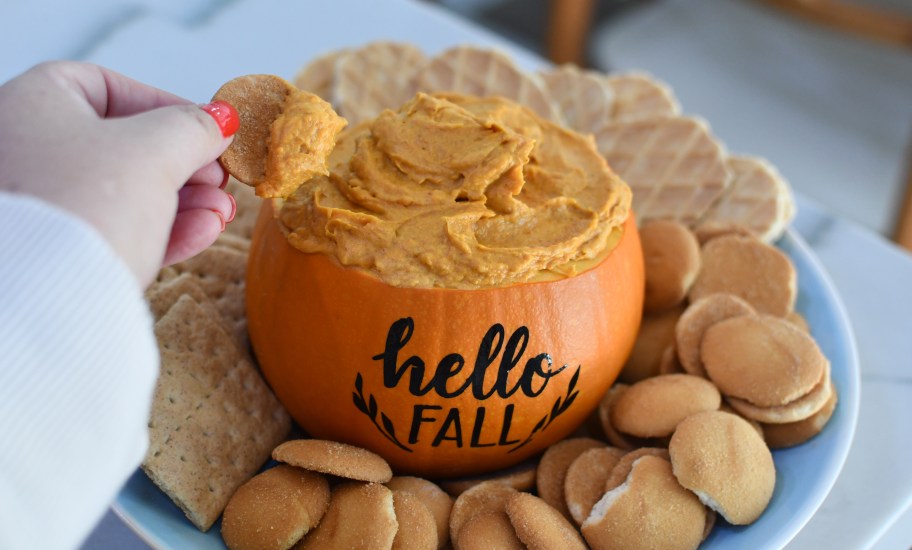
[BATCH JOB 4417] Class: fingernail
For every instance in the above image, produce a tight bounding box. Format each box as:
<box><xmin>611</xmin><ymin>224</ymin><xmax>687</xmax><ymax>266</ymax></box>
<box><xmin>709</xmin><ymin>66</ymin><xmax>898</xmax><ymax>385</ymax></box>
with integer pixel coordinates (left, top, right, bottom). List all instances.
<box><xmin>219</xmin><ymin>168</ymin><xmax>230</xmax><ymax>190</ymax></box>
<box><xmin>201</xmin><ymin>100</ymin><xmax>239</xmax><ymax>138</ymax></box>
<box><xmin>211</xmin><ymin>209</ymin><xmax>226</xmax><ymax>232</ymax></box>
<box><xmin>226</xmin><ymin>193</ymin><xmax>236</xmax><ymax>223</ymax></box>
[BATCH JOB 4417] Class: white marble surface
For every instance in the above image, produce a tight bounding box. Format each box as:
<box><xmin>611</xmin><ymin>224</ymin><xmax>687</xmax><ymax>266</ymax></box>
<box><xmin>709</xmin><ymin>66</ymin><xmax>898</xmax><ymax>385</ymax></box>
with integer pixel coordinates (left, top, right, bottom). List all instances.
<box><xmin>3</xmin><ymin>0</ymin><xmax>911</xmax><ymax>548</ymax></box>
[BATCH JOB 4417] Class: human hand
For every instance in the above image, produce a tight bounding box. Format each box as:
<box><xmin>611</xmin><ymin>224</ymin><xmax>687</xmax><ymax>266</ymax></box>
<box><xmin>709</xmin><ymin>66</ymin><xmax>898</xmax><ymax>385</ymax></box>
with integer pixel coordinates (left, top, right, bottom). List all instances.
<box><xmin>0</xmin><ymin>61</ymin><xmax>239</xmax><ymax>287</ymax></box>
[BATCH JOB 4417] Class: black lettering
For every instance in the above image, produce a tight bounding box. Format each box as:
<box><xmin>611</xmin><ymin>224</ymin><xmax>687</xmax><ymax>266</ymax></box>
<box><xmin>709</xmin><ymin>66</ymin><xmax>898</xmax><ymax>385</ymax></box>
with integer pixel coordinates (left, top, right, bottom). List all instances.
<box><xmin>409</xmin><ymin>404</ymin><xmax>442</xmax><ymax>444</ymax></box>
<box><xmin>498</xmin><ymin>404</ymin><xmax>520</xmax><ymax>445</ymax></box>
<box><xmin>470</xmin><ymin>407</ymin><xmax>496</xmax><ymax>447</ymax></box>
<box><xmin>497</xmin><ymin>326</ymin><xmax>529</xmax><ymax>398</ymax></box>
<box><xmin>432</xmin><ymin>408</ymin><xmax>463</xmax><ymax>447</ymax></box>
<box><xmin>372</xmin><ymin>318</ymin><xmax>428</xmax><ymax>394</ymax></box>
<box><xmin>472</xmin><ymin>324</ymin><xmax>505</xmax><ymax>399</ymax></box>
<box><xmin>520</xmin><ymin>354</ymin><xmax>566</xmax><ymax>397</ymax></box>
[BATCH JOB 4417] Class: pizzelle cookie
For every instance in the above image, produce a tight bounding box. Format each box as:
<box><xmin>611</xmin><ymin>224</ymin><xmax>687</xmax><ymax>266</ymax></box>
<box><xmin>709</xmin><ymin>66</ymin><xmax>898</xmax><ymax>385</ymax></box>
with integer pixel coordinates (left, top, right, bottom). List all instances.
<box><xmin>221</xmin><ymin>465</ymin><xmax>329</xmax><ymax>550</ymax></box>
<box><xmin>535</xmin><ymin>438</ymin><xmax>607</xmax><ymax>519</ymax></box>
<box><xmin>582</xmin><ymin>455</ymin><xmax>705</xmax><ymax>550</ymax></box>
<box><xmin>272</xmin><ymin>439</ymin><xmax>393</xmax><ymax>483</ymax></box>
<box><xmin>669</xmin><ymin>411</ymin><xmax>775</xmax><ymax>525</ymax></box>
<box><xmin>385</xmin><ymin>476</ymin><xmax>453</xmax><ymax>549</ymax></box>
<box><xmin>564</xmin><ymin>447</ymin><xmax>626</xmax><ymax>526</ymax></box>
<box><xmin>297</xmin><ymin>482</ymin><xmax>398</xmax><ymax>549</ymax></box>
<box><xmin>610</xmin><ymin>374</ymin><xmax>721</xmax><ymax>438</ymax></box>
<box><xmin>332</xmin><ymin>41</ymin><xmax>426</xmax><ymax>124</ymax></box>
<box><xmin>212</xmin><ymin>74</ymin><xmax>346</xmax><ymax>198</ymax></box>
<box><xmin>413</xmin><ymin>45</ymin><xmax>561</xmax><ymax>122</ymax></box>
<box><xmin>601</xmin><ymin>72</ymin><xmax>681</xmax><ymax>121</ymax></box>
<box><xmin>702</xmin><ymin>314</ymin><xmax>827</xmax><ymax>407</ymax></box>
<box><xmin>506</xmin><ymin>492</ymin><xmax>588</xmax><ymax>550</ymax></box>
<box><xmin>593</xmin><ymin>116</ymin><xmax>730</xmax><ymax>226</ymax></box>
<box><xmin>539</xmin><ymin>64</ymin><xmax>614</xmax><ymax>135</ymax></box>
<box><xmin>639</xmin><ymin>219</ymin><xmax>701</xmax><ymax>313</ymax></box>
<box><xmin>697</xmin><ymin>156</ymin><xmax>795</xmax><ymax>243</ymax></box>
<box><xmin>689</xmin><ymin>234</ymin><xmax>797</xmax><ymax>316</ymax></box>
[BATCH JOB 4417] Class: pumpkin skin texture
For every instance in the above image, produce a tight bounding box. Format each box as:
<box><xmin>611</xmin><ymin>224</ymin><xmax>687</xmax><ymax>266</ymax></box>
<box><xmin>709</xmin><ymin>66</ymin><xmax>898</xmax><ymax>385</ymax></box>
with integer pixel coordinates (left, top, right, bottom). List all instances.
<box><xmin>247</xmin><ymin>201</ymin><xmax>644</xmax><ymax>478</ymax></box>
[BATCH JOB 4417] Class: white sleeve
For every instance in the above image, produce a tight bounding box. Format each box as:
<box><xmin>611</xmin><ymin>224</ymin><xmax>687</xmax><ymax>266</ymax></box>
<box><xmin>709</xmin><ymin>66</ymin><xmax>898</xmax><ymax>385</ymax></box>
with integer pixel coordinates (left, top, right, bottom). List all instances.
<box><xmin>0</xmin><ymin>192</ymin><xmax>159</xmax><ymax>550</ymax></box>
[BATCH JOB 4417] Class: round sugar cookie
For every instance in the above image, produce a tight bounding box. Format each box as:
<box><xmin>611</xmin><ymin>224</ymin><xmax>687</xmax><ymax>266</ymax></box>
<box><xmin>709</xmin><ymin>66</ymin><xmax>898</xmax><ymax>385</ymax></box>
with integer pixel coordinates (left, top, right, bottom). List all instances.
<box><xmin>581</xmin><ymin>455</ymin><xmax>705</xmax><ymax>550</ymax></box>
<box><xmin>455</xmin><ymin>511</ymin><xmax>524</xmax><ymax>550</ymax></box>
<box><xmin>385</xmin><ymin>476</ymin><xmax>453</xmax><ymax>549</ymax></box>
<box><xmin>564</xmin><ymin>446</ymin><xmax>626</xmax><ymax>526</ymax></box>
<box><xmin>689</xmin><ymin>234</ymin><xmax>796</xmax><ymax>317</ymax></box>
<box><xmin>449</xmin><ymin>481</ymin><xmax>518</xmax><ymax>543</ymax></box>
<box><xmin>603</xmin><ymin>447</ymin><xmax>670</xmax><ymax>493</ymax></box>
<box><xmin>762</xmin><ymin>383</ymin><xmax>838</xmax><ymax>448</ymax></box>
<box><xmin>272</xmin><ymin>439</ymin><xmax>392</xmax><ymax>482</ymax></box>
<box><xmin>506</xmin><ymin>492</ymin><xmax>588</xmax><ymax>550</ymax></box>
<box><xmin>391</xmin><ymin>490</ymin><xmax>437</xmax><ymax>550</ymax></box>
<box><xmin>611</xmin><ymin>374</ymin><xmax>721</xmax><ymax>438</ymax></box>
<box><xmin>221</xmin><ymin>465</ymin><xmax>329</xmax><ymax>550</ymax></box>
<box><xmin>675</xmin><ymin>293</ymin><xmax>755</xmax><ymax>378</ymax></box>
<box><xmin>297</xmin><ymin>482</ymin><xmax>398</xmax><ymax>549</ymax></box>
<box><xmin>640</xmin><ymin>219</ymin><xmax>702</xmax><ymax>313</ymax></box>
<box><xmin>621</xmin><ymin>304</ymin><xmax>685</xmax><ymax>383</ymax></box>
<box><xmin>669</xmin><ymin>411</ymin><xmax>775</xmax><ymax>525</ymax></box>
<box><xmin>726</xmin><ymin>365</ymin><xmax>832</xmax><ymax>423</ymax></box>
<box><xmin>439</xmin><ymin>459</ymin><xmax>537</xmax><ymax>496</ymax></box>
<box><xmin>598</xmin><ymin>384</ymin><xmax>655</xmax><ymax>450</ymax></box>
<box><xmin>536</xmin><ymin>438</ymin><xmax>606</xmax><ymax>520</ymax></box>
<box><xmin>657</xmin><ymin>345</ymin><xmax>685</xmax><ymax>374</ymax></box>
<box><xmin>702</xmin><ymin>314</ymin><xmax>827</xmax><ymax>407</ymax></box>
<box><xmin>786</xmin><ymin>310</ymin><xmax>811</xmax><ymax>333</ymax></box>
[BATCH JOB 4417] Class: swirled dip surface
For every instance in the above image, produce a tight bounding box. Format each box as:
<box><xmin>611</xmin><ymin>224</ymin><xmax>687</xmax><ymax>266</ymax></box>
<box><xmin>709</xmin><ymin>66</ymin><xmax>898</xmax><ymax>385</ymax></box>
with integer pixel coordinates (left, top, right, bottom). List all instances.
<box><xmin>279</xmin><ymin>93</ymin><xmax>631</xmax><ymax>289</ymax></box>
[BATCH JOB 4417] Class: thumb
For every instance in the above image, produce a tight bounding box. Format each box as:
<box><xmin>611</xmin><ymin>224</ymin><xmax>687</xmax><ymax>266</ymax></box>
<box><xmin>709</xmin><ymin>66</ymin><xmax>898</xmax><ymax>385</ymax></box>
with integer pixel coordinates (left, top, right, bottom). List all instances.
<box><xmin>106</xmin><ymin>101</ymin><xmax>237</xmax><ymax>190</ymax></box>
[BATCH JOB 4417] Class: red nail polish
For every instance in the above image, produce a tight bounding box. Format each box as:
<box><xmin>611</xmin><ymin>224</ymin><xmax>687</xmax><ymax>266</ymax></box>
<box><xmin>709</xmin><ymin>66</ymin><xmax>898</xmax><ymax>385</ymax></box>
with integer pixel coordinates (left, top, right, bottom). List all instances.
<box><xmin>219</xmin><ymin>168</ymin><xmax>230</xmax><ymax>190</ymax></box>
<box><xmin>201</xmin><ymin>100</ymin><xmax>239</xmax><ymax>137</ymax></box>
<box><xmin>226</xmin><ymin>193</ymin><xmax>236</xmax><ymax>223</ymax></box>
<box><xmin>211</xmin><ymin>209</ymin><xmax>226</xmax><ymax>232</ymax></box>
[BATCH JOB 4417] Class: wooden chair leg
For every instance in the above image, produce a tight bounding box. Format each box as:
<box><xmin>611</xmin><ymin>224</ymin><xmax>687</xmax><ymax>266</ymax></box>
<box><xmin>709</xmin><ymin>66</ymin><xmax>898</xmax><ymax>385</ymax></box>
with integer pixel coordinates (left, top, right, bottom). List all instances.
<box><xmin>546</xmin><ymin>0</ymin><xmax>595</xmax><ymax>66</ymax></box>
<box><xmin>893</xmin><ymin>144</ymin><xmax>912</xmax><ymax>252</ymax></box>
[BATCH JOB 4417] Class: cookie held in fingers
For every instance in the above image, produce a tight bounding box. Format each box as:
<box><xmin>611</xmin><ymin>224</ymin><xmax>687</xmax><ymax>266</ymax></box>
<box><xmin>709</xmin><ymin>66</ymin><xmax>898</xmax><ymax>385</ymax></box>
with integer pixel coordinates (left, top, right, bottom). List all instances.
<box><xmin>221</xmin><ymin>465</ymin><xmax>329</xmax><ymax>550</ymax></box>
<box><xmin>212</xmin><ymin>74</ymin><xmax>346</xmax><ymax>198</ymax></box>
<box><xmin>669</xmin><ymin>410</ymin><xmax>775</xmax><ymax>525</ymax></box>
<box><xmin>272</xmin><ymin>439</ymin><xmax>393</xmax><ymax>483</ymax></box>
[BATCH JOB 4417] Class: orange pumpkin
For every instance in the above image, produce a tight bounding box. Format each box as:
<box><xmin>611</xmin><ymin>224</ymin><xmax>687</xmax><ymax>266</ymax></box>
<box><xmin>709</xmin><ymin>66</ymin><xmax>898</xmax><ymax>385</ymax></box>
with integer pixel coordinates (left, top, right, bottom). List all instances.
<box><xmin>247</xmin><ymin>201</ymin><xmax>644</xmax><ymax>478</ymax></box>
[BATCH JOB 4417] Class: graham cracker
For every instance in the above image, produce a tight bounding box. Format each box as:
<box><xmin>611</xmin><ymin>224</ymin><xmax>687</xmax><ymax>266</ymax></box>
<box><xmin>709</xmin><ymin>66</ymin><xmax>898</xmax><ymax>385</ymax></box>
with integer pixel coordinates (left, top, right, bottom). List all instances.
<box><xmin>143</xmin><ymin>294</ymin><xmax>291</xmax><ymax>531</ymax></box>
<box><xmin>169</xmin><ymin>245</ymin><xmax>248</xmax><ymax>353</ymax></box>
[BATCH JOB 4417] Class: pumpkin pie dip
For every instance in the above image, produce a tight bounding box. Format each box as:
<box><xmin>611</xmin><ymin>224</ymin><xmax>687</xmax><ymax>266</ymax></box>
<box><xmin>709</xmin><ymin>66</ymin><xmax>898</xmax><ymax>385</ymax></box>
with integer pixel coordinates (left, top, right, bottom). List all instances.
<box><xmin>278</xmin><ymin>92</ymin><xmax>631</xmax><ymax>289</ymax></box>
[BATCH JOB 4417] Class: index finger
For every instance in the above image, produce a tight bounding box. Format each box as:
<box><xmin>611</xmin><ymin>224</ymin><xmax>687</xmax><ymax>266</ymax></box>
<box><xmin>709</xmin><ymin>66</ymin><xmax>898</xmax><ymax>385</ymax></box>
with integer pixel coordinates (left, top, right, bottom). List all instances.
<box><xmin>39</xmin><ymin>61</ymin><xmax>193</xmax><ymax>118</ymax></box>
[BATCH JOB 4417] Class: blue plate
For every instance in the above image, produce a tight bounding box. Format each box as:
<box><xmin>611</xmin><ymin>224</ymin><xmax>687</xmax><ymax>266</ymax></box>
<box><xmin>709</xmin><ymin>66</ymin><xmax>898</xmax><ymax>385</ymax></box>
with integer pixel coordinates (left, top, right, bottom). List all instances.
<box><xmin>114</xmin><ymin>229</ymin><xmax>860</xmax><ymax>549</ymax></box>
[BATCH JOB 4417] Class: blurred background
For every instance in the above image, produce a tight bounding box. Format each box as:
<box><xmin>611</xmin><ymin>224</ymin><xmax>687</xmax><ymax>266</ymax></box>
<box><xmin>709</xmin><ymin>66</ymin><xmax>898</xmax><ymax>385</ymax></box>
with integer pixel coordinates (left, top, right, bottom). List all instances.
<box><xmin>2</xmin><ymin>0</ymin><xmax>911</xmax><ymax>250</ymax></box>
<box><xmin>434</xmin><ymin>0</ymin><xmax>912</xmax><ymax>252</ymax></box>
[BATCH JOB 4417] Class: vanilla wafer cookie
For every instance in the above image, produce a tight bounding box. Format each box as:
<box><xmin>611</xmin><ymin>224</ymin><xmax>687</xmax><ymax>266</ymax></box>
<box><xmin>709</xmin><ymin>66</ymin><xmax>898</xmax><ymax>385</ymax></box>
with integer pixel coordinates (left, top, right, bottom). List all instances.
<box><xmin>697</xmin><ymin>156</ymin><xmax>795</xmax><ymax>243</ymax></box>
<box><xmin>293</xmin><ymin>48</ymin><xmax>349</xmax><ymax>101</ymax></box>
<box><xmin>333</xmin><ymin>42</ymin><xmax>426</xmax><ymax>124</ymax></box>
<box><xmin>414</xmin><ymin>45</ymin><xmax>561</xmax><ymax>122</ymax></box>
<box><xmin>539</xmin><ymin>64</ymin><xmax>614</xmax><ymax>134</ymax></box>
<box><xmin>601</xmin><ymin>72</ymin><xmax>680</xmax><ymax>122</ymax></box>
<box><xmin>594</xmin><ymin>116</ymin><xmax>730</xmax><ymax>225</ymax></box>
